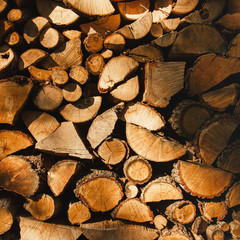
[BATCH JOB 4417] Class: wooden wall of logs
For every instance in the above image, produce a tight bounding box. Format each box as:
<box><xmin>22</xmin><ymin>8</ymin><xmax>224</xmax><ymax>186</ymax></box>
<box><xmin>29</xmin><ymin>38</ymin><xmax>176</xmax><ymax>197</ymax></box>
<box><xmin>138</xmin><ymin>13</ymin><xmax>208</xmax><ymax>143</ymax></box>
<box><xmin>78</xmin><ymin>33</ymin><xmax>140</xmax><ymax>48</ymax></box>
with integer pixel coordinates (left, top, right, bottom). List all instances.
<box><xmin>0</xmin><ymin>0</ymin><xmax>240</xmax><ymax>239</ymax></box>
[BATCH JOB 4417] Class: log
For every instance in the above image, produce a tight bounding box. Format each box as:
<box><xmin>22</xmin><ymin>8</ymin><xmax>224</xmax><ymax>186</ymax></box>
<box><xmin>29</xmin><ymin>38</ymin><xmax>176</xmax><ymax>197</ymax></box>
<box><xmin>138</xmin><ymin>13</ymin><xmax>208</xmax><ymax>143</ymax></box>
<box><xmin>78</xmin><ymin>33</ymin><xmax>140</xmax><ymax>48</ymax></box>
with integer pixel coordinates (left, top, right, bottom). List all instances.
<box><xmin>80</xmin><ymin>14</ymin><xmax>121</xmax><ymax>36</ymax></box>
<box><xmin>227</xmin><ymin>33</ymin><xmax>240</xmax><ymax>58</ymax></box>
<box><xmin>126</xmin><ymin>123</ymin><xmax>186</xmax><ymax>162</ymax></box>
<box><xmin>172</xmin><ymin>160</ymin><xmax>235</xmax><ymax>199</ymax></box>
<box><xmin>4</xmin><ymin>31</ymin><xmax>24</xmax><ymax>49</ymax></box>
<box><xmin>168</xmin><ymin>25</ymin><xmax>227</xmax><ymax>60</ymax></box>
<box><xmin>161</xmin><ymin>18</ymin><xmax>180</xmax><ymax>32</ymax></box>
<box><xmin>152</xmin><ymin>0</ymin><xmax>172</xmax><ymax>23</ymax></box>
<box><xmin>125</xmin><ymin>182</ymin><xmax>138</xmax><ymax>198</ymax></box>
<box><xmin>154</xmin><ymin>215</ymin><xmax>168</xmax><ymax>230</ymax></box>
<box><xmin>140</xmin><ymin>176</ymin><xmax>183</xmax><ymax>202</ymax></box>
<box><xmin>150</xmin><ymin>23</ymin><xmax>163</xmax><ymax>38</ymax></box>
<box><xmin>85</xmin><ymin>53</ymin><xmax>105</xmax><ymax>76</ymax></box>
<box><xmin>229</xmin><ymin>220</ymin><xmax>240</xmax><ymax>239</ymax></box>
<box><xmin>19</xmin><ymin>216</ymin><xmax>83</xmax><ymax>240</ymax></box>
<box><xmin>159</xmin><ymin>225</ymin><xmax>192</xmax><ymax>240</ymax></box>
<box><xmin>80</xmin><ymin>220</ymin><xmax>158</xmax><ymax>240</ymax></box>
<box><xmin>0</xmin><ymin>155</ymin><xmax>40</xmax><ymax>197</ymax></box>
<box><xmin>191</xmin><ymin>216</ymin><xmax>209</xmax><ymax>235</ymax></box>
<box><xmin>216</xmin><ymin>221</ymin><xmax>229</xmax><ymax>232</ymax></box>
<box><xmin>41</xmin><ymin>38</ymin><xmax>83</xmax><ymax>69</ymax></box>
<box><xmin>98</xmin><ymin>55</ymin><xmax>139</xmax><ymax>93</ymax></box>
<box><xmin>74</xmin><ymin>170</ymin><xmax>123</xmax><ymax>212</ymax></box>
<box><xmin>0</xmin><ymin>76</ymin><xmax>33</xmax><ymax>125</ymax></box>
<box><xmin>152</xmin><ymin>31</ymin><xmax>177</xmax><ymax>48</ymax></box>
<box><xmin>59</xmin><ymin>96</ymin><xmax>102</xmax><ymax>123</ymax></box>
<box><xmin>69</xmin><ymin>65</ymin><xmax>89</xmax><ymax>85</ymax></box>
<box><xmin>216</xmin><ymin>13</ymin><xmax>240</xmax><ymax>31</ymax></box>
<box><xmin>226</xmin><ymin>181</ymin><xmax>240</xmax><ymax>208</ymax></box>
<box><xmin>169</xmin><ymin>100</ymin><xmax>213</xmax><ymax>138</ymax></box>
<box><xmin>7</xmin><ymin>8</ymin><xmax>30</xmax><ymax>24</ymax></box>
<box><xmin>0</xmin><ymin>44</ymin><xmax>18</xmax><ymax>78</ymax></box>
<box><xmin>23</xmin><ymin>193</ymin><xmax>62</xmax><ymax>221</ymax></box>
<box><xmin>62</xmin><ymin>82</ymin><xmax>82</xmax><ymax>102</ymax></box>
<box><xmin>143</xmin><ymin>61</ymin><xmax>185</xmax><ymax>108</ymax></box>
<box><xmin>62</xmin><ymin>29</ymin><xmax>81</xmax><ymax>40</ymax></box>
<box><xmin>104</xmin><ymin>33</ymin><xmax>125</xmax><ymax>52</ymax></box>
<box><xmin>172</xmin><ymin>0</ymin><xmax>199</xmax><ymax>15</ymax></box>
<box><xmin>123</xmin><ymin>156</ymin><xmax>152</xmax><ymax>185</ymax></box>
<box><xmin>0</xmin><ymin>131</ymin><xmax>33</xmax><ymax>160</ymax></box>
<box><xmin>48</xmin><ymin>160</ymin><xmax>81</xmax><ymax>197</ymax></box>
<box><xmin>186</xmin><ymin>54</ymin><xmax>240</xmax><ymax>96</ymax></box>
<box><xmin>117</xmin><ymin>0</ymin><xmax>150</xmax><ymax>21</ymax></box>
<box><xmin>84</xmin><ymin>33</ymin><xmax>104</xmax><ymax>53</ymax></box>
<box><xmin>36</xmin><ymin>0</ymin><xmax>79</xmax><ymax>26</ymax></box>
<box><xmin>63</xmin><ymin>0</ymin><xmax>115</xmax><ymax>17</ymax></box>
<box><xmin>33</xmin><ymin>85</ymin><xmax>63</xmax><ymax>111</ymax></box>
<box><xmin>18</xmin><ymin>48</ymin><xmax>47</xmax><ymax>71</ymax></box>
<box><xmin>36</xmin><ymin>121</ymin><xmax>93</xmax><ymax>159</ymax></box>
<box><xmin>101</xmin><ymin>49</ymin><xmax>113</xmax><ymax>60</ymax></box>
<box><xmin>194</xmin><ymin>114</ymin><xmax>239</xmax><ymax>166</ymax></box>
<box><xmin>206</xmin><ymin>225</ymin><xmax>224</xmax><ymax>240</ymax></box>
<box><xmin>21</xmin><ymin>110</ymin><xmax>60</xmax><ymax>142</ymax></box>
<box><xmin>0</xmin><ymin>0</ymin><xmax>8</xmax><ymax>16</ymax></box>
<box><xmin>98</xmin><ymin>137</ymin><xmax>128</xmax><ymax>165</ymax></box>
<box><xmin>0</xmin><ymin>19</ymin><xmax>13</xmax><ymax>44</ymax></box>
<box><xmin>228</xmin><ymin>0</ymin><xmax>240</xmax><ymax>14</ymax></box>
<box><xmin>198</xmin><ymin>201</ymin><xmax>228</xmax><ymax>222</ymax></box>
<box><xmin>165</xmin><ymin>200</ymin><xmax>196</xmax><ymax>224</ymax></box>
<box><xmin>50</xmin><ymin>68</ymin><xmax>69</xmax><ymax>86</ymax></box>
<box><xmin>117</xmin><ymin>12</ymin><xmax>153</xmax><ymax>40</ymax></box>
<box><xmin>87</xmin><ymin>103</ymin><xmax>124</xmax><ymax>149</ymax></box>
<box><xmin>68</xmin><ymin>201</ymin><xmax>91</xmax><ymax>225</ymax></box>
<box><xmin>28</xmin><ymin>66</ymin><xmax>52</xmax><ymax>82</ymax></box>
<box><xmin>119</xmin><ymin>102</ymin><xmax>165</xmax><ymax>131</ymax></box>
<box><xmin>111</xmin><ymin>198</ymin><xmax>153</xmax><ymax>223</ymax></box>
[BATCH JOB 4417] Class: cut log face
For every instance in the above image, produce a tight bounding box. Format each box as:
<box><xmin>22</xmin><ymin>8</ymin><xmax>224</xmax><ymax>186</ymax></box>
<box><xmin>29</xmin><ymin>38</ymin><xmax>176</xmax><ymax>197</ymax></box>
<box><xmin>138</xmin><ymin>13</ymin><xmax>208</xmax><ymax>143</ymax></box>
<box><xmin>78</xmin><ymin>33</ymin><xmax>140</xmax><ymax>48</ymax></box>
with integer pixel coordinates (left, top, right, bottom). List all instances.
<box><xmin>0</xmin><ymin>76</ymin><xmax>33</xmax><ymax>125</ymax></box>
<box><xmin>198</xmin><ymin>201</ymin><xmax>227</xmax><ymax>222</ymax></box>
<box><xmin>168</xmin><ymin>25</ymin><xmax>227</xmax><ymax>60</ymax></box>
<box><xmin>75</xmin><ymin>171</ymin><xmax>123</xmax><ymax>212</ymax></box>
<box><xmin>125</xmin><ymin>182</ymin><xmax>138</xmax><ymax>198</ymax></box>
<box><xmin>98</xmin><ymin>138</ymin><xmax>128</xmax><ymax>165</ymax></box>
<box><xmin>7</xmin><ymin>8</ymin><xmax>30</xmax><ymax>24</ymax></box>
<box><xmin>143</xmin><ymin>61</ymin><xmax>185</xmax><ymax>108</ymax></box>
<box><xmin>0</xmin><ymin>130</ymin><xmax>33</xmax><ymax>160</ymax></box>
<box><xmin>154</xmin><ymin>215</ymin><xmax>168</xmax><ymax>230</ymax></box>
<box><xmin>123</xmin><ymin>156</ymin><xmax>152</xmax><ymax>185</ymax></box>
<box><xmin>206</xmin><ymin>225</ymin><xmax>225</xmax><ymax>240</ymax></box>
<box><xmin>87</xmin><ymin>103</ymin><xmax>124</xmax><ymax>149</ymax></box>
<box><xmin>119</xmin><ymin>102</ymin><xmax>165</xmax><ymax>131</ymax></box>
<box><xmin>68</xmin><ymin>201</ymin><xmax>91</xmax><ymax>225</ymax></box>
<box><xmin>59</xmin><ymin>96</ymin><xmax>102</xmax><ymax>123</ymax></box>
<box><xmin>194</xmin><ymin>114</ymin><xmax>239</xmax><ymax>166</ymax></box>
<box><xmin>126</xmin><ymin>123</ymin><xmax>186</xmax><ymax>162</ymax></box>
<box><xmin>152</xmin><ymin>0</ymin><xmax>172</xmax><ymax>23</ymax></box>
<box><xmin>161</xmin><ymin>18</ymin><xmax>180</xmax><ymax>32</ymax></box>
<box><xmin>191</xmin><ymin>216</ymin><xmax>209</xmax><ymax>235</ymax></box>
<box><xmin>85</xmin><ymin>53</ymin><xmax>105</xmax><ymax>76</ymax></box>
<box><xmin>228</xmin><ymin>33</ymin><xmax>240</xmax><ymax>58</ymax></box>
<box><xmin>216</xmin><ymin>13</ymin><xmax>240</xmax><ymax>31</ymax></box>
<box><xmin>152</xmin><ymin>31</ymin><xmax>177</xmax><ymax>48</ymax></box>
<box><xmin>69</xmin><ymin>65</ymin><xmax>89</xmax><ymax>85</ymax></box>
<box><xmin>104</xmin><ymin>33</ymin><xmax>125</xmax><ymax>52</ymax></box>
<box><xmin>159</xmin><ymin>225</ymin><xmax>192</xmax><ymax>240</ymax></box>
<box><xmin>19</xmin><ymin>216</ymin><xmax>83</xmax><ymax>240</ymax></box>
<box><xmin>98</xmin><ymin>55</ymin><xmax>139</xmax><ymax>93</ymax></box>
<box><xmin>117</xmin><ymin>12</ymin><xmax>153</xmax><ymax>40</ymax></box>
<box><xmin>62</xmin><ymin>29</ymin><xmax>82</xmax><ymax>40</ymax></box>
<box><xmin>48</xmin><ymin>160</ymin><xmax>81</xmax><ymax>197</ymax></box>
<box><xmin>36</xmin><ymin>0</ymin><xmax>79</xmax><ymax>25</ymax></box>
<box><xmin>21</xmin><ymin>111</ymin><xmax>60</xmax><ymax>142</ymax></box>
<box><xmin>172</xmin><ymin>160</ymin><xmax>235</xmax><ymax>199</ymax></box>
<box><xmin>165</xmin><ymin>200</ymin><xmax>196</xmax><ymax>224</ymax></box>
<box><xmin>62</xmin><ymin>82</ymin><xmax>82</xmax><ymax>102</ymax></box>
<box><xmin>64</xmin><ymin>0</ymin><xmax>115</xmax><ymax>16</ymax></box>
<box><xmin>28</xmin><ymin>66</ymin><xmax>52</xmax><ymax>82</ymax></box>
<box><xmin>140</xmin><ymin>176</ymin><xmax>183</xmax><ymax>202</ymax></box>
<box><xmin>4</xmin><ymin>31</ymin><xmax>23</xmax><ymax>48</ymax></box>
<box><xmin>84</xmin><ymin>33</ymin><xmax>104</xmax><ymax>53</ymax></box>
<box><xmin>172</xmin><ymin>0</ymin><xmax>199</xmax><ymax>15</ymax></box>
<box><xmin>80</xmin><ymin>14</ymin><xmax>121</xmax><ymax>36</ymax></box>
<box><xmin>226</xmin><ymin>181</ymin><xmax>240</xmax><ymax>208</ymax></box>
<box><xmin>80</xmin><ymin>220</ymin><xmax>158</xmax><ymax>240</ymax></box>
<box><xmin>187</xmin><ymin>54</ymin><xmax>240</xmax><ymax>96</ymax></box>
<box><xmin>150</xmin><ymin>23</ymin><xmax>164</xmax><ymax>38</ymax></box>
<box><xmin>51</xmin><ymin>68</ymin><xmax>69</xmax><ymax>86</ymax></box>
<box><xmin>36</xmin><ymin>121</ymin><xmax>93</xmax><ymax>159</ymax></box>
<box><xmin>111</xmin><ymin>198</ymin><xmax>153</xmax><ymax>223</ymax></box>
<box><xmin>230</xmin><ymin>220</ymin><xmax>240</xmax><ymax>239</ymax></box>
<box><xmin>0</xmin><ymin>156</ymin><xmax>39</xmax><ymax>197</ymax></box>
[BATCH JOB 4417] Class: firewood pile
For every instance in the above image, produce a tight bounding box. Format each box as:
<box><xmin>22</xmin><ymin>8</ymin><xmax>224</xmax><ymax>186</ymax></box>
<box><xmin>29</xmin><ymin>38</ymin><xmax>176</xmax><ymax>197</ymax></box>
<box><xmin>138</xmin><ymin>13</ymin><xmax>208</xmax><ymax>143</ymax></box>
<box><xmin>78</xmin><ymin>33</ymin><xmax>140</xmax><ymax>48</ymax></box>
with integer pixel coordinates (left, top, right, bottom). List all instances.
<box><xmin>1</xmin><ymin>0</ymin><xmax>240</xmax><ymax>239</ymax></box>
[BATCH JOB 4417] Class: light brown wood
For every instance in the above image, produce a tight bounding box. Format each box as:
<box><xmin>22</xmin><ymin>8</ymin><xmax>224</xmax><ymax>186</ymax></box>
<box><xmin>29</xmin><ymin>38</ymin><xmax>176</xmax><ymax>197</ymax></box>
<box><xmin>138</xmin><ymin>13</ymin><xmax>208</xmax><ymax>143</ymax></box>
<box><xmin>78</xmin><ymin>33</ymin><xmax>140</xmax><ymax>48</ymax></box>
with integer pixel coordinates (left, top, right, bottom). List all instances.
<box><xmin>68</xmin><ymin>201</ymin><xmax>91</xmax><ymax>225</ymax></box>
<box><xmin>143</xmin><ymin>61</ymin><xmax>185</xmax><ymax>108</ymax></box>
<box><xmin>206</xmin><ymin>225</ymin><xmax>225</xmax><ymax>240</ymax></box>
<box><xmin>101</xmin><ymin>49</ymin><xmax>113</xmax><ymax>59</ymax></box>
<box><xmin>75</xmin><ymin>170</ymin><xmax>123</xmax><ymax>212</ymax></box>
<box><xmin>51</xmin><ymin>68</ymin><xmax>69</xmax><ymax>85</ymax></box>
<box><xmin>62</xmin><ymin>82</ymin><xmax>82</xmax><ymax>102</ymax></box>
<box><xmin>187</xmin><ymin>54</ymin><xmax>240</xmax><ymax>96</ymax></box>
<box><xmin>36</xmin><ymin>0</ymin><xmax>79</xmax><ymax>26</ymax></box>
<box><xmin>125</xmin><ymin>182</ymin><xmax>138</xmax><ymax>199</ymax></box>
<box><xmin>230</xmin><ymin>220</ymin><xmax>240</xmax><ymax>239</ymax></box>
<box><xmin>140</xmin><ymin>176</ymin><xmax>183</xmax><ymax>202</ymax></box>
<box><xmin>217</xmin><ymin>221</ymin><xmax>229</xmax><ymax>232</ymax></box>
<box><xmin>0</xmin><ymin>155</ymin><xmax>40</xmax><ymax>197</ymax></box>
<box><xmin>172</xmin><ymin>160</ymin><xmax>235</xmax><ymax>199</ymax></box>
<box><xmin>59</xmin><ymin>96</ymin><xmax>102</xmax><ymax>123</ymax></box>
<box><xmin>48</xmin><ymin>160</ymin><xmax>81</xmax><ymax>197</ymax></box>
<box><xmin>154</xmin><ymin>215</ymin><xmax>168</xmax><ymax>230</ymax></box>
<box><xmin>104</xmin><ymin>33</ymin><xmax>125</xmax><ymax>52</ymax></box>
<box><xmin>0</xmin><ymin>0</ymin><xmax>8</xmax><ymax>16</ymax></box>
<box><xmin>226</xmin><ymin>181</ymin><xmax>240</xmax><ymax>208</ymax></box>
<box><xmin>0</xmin><ymin>131</ymin><xmax>33</xmax><ymax>160</ymax></box>
<box><xmin>98</xmin><ymin>55</ymin><xmax>139</xmax><ymax>93</ymax></box>
<box><xmin>119</xmin><ymin>102</ymin><xmax>165</xmax><ymax>131</ymax></box>
<box><xmin>111</xmin><ymin>198</ymin><xmax>153</xmax><ymax>223</ymax></box>
<box><xmin>228</xmin><ymin>33</ymin><xmax>240</xmax><ymax>58</ymax></box>
<box><xmin>168</xmin><ymin>25</ymin><xmax>227</xmax><ymax>60</ymax></box>
<box><xmin>36</xmin><ymin>122</ymin><xmax>93</xmax><ymax>159</ymax></box>
<box><xmin>18</xmin><ymin>48</ymin><xmax>47</xmax><ymax>71</ymax></box>
<box><xmin>150</xmin><ymin>23</ymin><xmax>164</xmax><ymax>38</ymax></box>
<box><xmin>7</xmin><ymin>8</ymin><xmax>30</xmax><ymax>24</ymax></box>
<box><xmin>85</xmin><ymin>53</ymin><xmax>105</xmax><ymax>76</ymax></box>
<box><xmin>161</xmin><ymin>18</ymin><xmax>180</xmax><ymax>32</ymax></box>
<box><xmin>62</xmin><ymin>29</ymin><xmax>82</xmax><ymax>40</ymax></box>
<box><xmin>84</xmin><ymin>33</ymin><xmax>104</xmax><ymax>53</ymax></box>
<box><xmin>0</xmin><ymin>76</ymin><xmax>33</xmax><ymax>125</ymax></box>
<box><xmin>4</xmin><ymin>31</ymin><xmax>24</xmax><ymax>48</ymax></box>
<box><xmin>33</xmin><ymin>85</ymin><xmax>63</xmax><ymax>111</ymax></box>
<box><xmin>165</xmin><ymin>200</ymin><xmax>196</xmax><ymax>224</ymax></box>
<box><xmin>28</xmin><ymin>66</ymin><xmax>52</xmax><ymax>82</ymax></box>
<box><xmin>152</xmin><ymin>31</ymin><xmax>177</xmax><ymax>47</ymax></box>
<box><xmin>159</xmin><ymin>225</ymin><xmax>192</xmax><ymax>240</ymax></box>
<box><xmin>172</xmin><ymin>0</ymin><xmax>199</xmax><ymax>15</ymax></box>
<box><xmin>69</xmin><ymin>65</ymin><xmax>88</xmax><ymax>85</ymax></box>
<box><xmin>152</xmin><ymin>0</ymin><xmax>173</xmax><ymax>23</ymax></box>
<box><xmin>41</xmin><ymin>38</ymin><xmax>83</xmax><ymax>69</ymax></box>
<box><xmin>216</xmin><ymin>13</ymin><xmax>240</xmax><ymax>31</ymax></box>
<box><xmin>228</xmin><ymin>0</ymin><xmax>240</xmax><ymax>14</ymax></box>
<box><xmin>19</xmin><ymin>216</ymin><xmax>83</xmax><ymax>240</ymax></box>
<box><xmin>21</xmin><ymin>110</ymin><xmax>60</xmax><ymax>142</ymax></box>
<box><xmin>191</xmin><ymin>216</ymin><xmax>209</xmax><ymax>235</ymax></box>
<box><xmin>87</xmin><ymin>103</ymin><xmax>124</xmax><ymax>149</ymax></box>
<box><xmin>24</xmin><ymin>193</ymin><xmax>62</xmax><ymax>221</ymax></box>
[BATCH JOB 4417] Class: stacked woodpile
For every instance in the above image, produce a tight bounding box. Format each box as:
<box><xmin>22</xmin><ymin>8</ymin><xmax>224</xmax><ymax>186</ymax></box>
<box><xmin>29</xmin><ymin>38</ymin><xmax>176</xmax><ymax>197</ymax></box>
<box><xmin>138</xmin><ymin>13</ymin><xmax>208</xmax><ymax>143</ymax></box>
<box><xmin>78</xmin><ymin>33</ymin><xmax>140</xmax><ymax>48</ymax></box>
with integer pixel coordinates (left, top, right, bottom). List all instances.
<box><xmin>0</xmin><ymin>0</ymin><xmax>240</xmax><ymax>239</ymax></box>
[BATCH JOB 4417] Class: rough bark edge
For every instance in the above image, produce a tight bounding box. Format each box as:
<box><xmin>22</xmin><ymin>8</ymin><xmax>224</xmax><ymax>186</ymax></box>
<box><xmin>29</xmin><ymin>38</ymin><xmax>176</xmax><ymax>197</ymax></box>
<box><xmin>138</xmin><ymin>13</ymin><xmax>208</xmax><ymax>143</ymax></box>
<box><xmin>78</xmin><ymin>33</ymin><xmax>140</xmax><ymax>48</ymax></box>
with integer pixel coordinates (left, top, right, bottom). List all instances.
<box><xmin>225</xmin><ymin>181</ymin><xmax>240</xmax><ymax>208</ymax></box>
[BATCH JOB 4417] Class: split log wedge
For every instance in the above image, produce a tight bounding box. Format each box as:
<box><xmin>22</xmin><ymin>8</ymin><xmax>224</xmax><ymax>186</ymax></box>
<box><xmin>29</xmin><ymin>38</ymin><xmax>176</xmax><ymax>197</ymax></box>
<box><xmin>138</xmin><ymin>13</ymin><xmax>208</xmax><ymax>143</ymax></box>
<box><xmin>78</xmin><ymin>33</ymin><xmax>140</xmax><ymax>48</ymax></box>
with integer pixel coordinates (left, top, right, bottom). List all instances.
<box><xmin>28</xmin><ymin>66</ymin><xmax>52</xmax><ymax>82</ymax></box>
<box><xmin>104</xmin><ymin>33</ymin><xmax>125</xmax><ymax>52</ymax></box>
<box><xmin>226</xmin><ymin>181</ymin><xmax>240</xmax><ymax>208</ymax></box>
<box><xmin>216</xmin><ymin>13</ymin><xmax>240</xmax><ymax>31</ymax></box>
<box><xmin>152</xmin><ymin>31</ymin><xmax>177</xmax><ymax>48</ymax></box>
<box><xmin>51</xmin><ymin>68</ymin><xmax>69</xmax><ymax>86</ymax></box>
<box><xmin>206</xmin><ymin>225</ymin><xmax>224</xmax><ymax>240</ymax></box>
<box><xmin>228</xmin><ymin>33</ymin><xmax>240</xmax><ymax>58</ymax></box>
<box><xmin>159</xmin><ymin>225</ymin><xmax>192</xmax><ymax>240</ymax></box>
<box><xmin>191</xmin><ymin>216</ymin><xmax>209</xmax><ymax>235</ymax></box>
<box><xmin>230</xmin><ymin>220</ymin><xmax>240</xmax><ymax>239</ymax></box>
<box><xmin>172</xmin><ymin>0</ymin><xmax>199</xmax><ymax>15</ymax></box>
<box><xmin>152</xmin><ymin>0</ymin><xmax>172</xmax><ymax>23</ymax></box>
<box><xmin>69</xmin><ymin>65</ymin><xmax>88</xmax><ymax>85</ymax></box>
